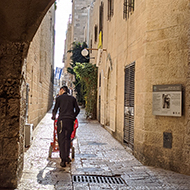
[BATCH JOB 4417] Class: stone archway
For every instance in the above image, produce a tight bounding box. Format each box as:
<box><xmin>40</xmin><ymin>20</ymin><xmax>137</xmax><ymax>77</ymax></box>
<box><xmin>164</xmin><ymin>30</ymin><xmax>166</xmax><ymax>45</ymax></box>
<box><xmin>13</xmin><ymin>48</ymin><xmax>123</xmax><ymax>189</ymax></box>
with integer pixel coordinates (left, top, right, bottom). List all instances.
<box><xmin>0</xmin><ymin>0</ymin><xmax>55</xmax><ymax>188</ymax></box>
<box><xmin>105</xmin><ymin>68</ymin><xmax>111</xmax><ymax>126</ymax></box>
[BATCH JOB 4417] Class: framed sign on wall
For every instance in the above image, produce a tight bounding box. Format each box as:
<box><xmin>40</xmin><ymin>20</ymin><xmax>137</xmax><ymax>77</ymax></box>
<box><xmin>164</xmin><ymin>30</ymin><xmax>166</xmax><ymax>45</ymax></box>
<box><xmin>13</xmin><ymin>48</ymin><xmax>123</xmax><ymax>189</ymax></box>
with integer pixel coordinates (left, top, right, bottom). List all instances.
<box><xmin>152</xmin><ymin>84</ymin><xmax>182</xmax><ymax>117</ymax></box>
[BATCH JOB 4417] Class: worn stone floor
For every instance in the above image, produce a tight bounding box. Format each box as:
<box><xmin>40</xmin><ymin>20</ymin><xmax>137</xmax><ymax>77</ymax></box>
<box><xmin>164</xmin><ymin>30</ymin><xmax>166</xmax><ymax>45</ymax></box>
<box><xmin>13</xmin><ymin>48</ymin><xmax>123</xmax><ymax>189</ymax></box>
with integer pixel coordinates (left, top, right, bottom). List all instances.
<box><xmin>16</xmin><ymin>108</ymin><xmax>190</xmax><ymax>190</ymax></box>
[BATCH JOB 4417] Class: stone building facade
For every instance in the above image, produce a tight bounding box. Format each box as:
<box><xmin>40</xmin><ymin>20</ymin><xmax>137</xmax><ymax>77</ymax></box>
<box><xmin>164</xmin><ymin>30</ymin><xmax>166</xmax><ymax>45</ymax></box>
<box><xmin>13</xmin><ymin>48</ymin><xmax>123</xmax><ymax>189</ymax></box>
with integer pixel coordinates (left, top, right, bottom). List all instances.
<box><xmin>62</xmin><ymin>15</ymin><xmax>74</xmax><ymax>88</ymax></box>
<box><xmin>71</xmin><ymin>0</ymin><xmax>92</xmax><ymax>43</ymax></box>
<box><xmin>26</xmin><ymin>6</ymin><xmax>55</xmax><ymax>128</ymax></box>
<box><xmin>86</xmin><ymin>0</ymin><xmax>190</xmax><ymax>175</ymax></box>
<box><xmin>63</xmin><ymin>0</ymin><xmax>92</xmax><ymax>90</ymax></box>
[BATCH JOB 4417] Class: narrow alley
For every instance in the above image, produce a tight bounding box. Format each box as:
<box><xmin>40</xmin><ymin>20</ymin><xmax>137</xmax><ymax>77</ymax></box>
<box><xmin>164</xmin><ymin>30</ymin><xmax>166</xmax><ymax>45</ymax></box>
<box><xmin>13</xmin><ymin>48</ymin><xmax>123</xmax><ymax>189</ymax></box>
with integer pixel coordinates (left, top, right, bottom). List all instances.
<box><xmin>17</xmin><ymin>108</ymin><xmax>190</xmax><ymax>190</ymax></box>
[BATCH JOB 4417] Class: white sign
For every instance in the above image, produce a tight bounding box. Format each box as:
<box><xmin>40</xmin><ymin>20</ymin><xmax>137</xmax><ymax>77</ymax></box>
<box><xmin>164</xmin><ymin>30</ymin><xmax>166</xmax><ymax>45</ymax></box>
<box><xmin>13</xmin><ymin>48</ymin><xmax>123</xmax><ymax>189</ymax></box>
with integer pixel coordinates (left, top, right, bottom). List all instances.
<box><xmin>152</xmin><ymin>84</ymin><xmax>182</xmax><ymax>117</ymax></box>
<box><xmin>96</xmin><ymin>49</ymin><xmax>103</xmax><ymax>67</ymax></box>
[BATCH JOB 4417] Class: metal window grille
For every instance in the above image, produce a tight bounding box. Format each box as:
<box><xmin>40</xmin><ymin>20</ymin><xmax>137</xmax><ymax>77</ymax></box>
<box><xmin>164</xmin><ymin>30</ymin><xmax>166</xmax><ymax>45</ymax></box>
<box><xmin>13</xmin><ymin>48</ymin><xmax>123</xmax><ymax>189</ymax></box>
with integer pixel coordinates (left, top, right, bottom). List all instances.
<box><xmin>123</xmin><ymin>0</ymin><xmax>134</xmax><ymax>20</ymax></box>
<box><xmin>108</xmin><ymin>0</ymin><xmax>114</xmax><ymax>21</ymax></box>
<box><xmin>124</xmin><ymin>62</ymin><xmax>135</xmax><ymax>150</ymax></box>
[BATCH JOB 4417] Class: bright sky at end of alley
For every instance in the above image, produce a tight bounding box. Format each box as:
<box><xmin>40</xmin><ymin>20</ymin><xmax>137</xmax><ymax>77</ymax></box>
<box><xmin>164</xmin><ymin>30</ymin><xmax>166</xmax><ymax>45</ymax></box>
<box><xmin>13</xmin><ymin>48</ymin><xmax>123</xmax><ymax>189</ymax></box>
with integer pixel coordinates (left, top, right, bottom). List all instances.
<box><xmin>54</xmin><ymin>0</ymin><xmax>72</xmax><ymax>69</ymax></box>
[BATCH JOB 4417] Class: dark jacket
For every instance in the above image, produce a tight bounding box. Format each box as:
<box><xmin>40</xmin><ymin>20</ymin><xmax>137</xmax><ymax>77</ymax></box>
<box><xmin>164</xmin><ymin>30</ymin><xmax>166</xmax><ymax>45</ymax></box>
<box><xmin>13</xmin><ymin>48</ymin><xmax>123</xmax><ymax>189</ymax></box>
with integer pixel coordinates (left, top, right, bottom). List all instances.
<box><xmin>52</xmin><ymin>92</ymin><xmax>80</xmax><ymax>120</ymax></box>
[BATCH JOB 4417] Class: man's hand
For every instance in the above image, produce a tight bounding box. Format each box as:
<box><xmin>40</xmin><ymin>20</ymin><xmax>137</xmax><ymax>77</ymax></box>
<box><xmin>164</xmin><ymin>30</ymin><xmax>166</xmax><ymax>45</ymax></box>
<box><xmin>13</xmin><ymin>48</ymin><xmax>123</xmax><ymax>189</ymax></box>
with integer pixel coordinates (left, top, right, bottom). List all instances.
<box><xmin>51</xmin><ymin>116</ymin><xmax>55</xmax><ymax>120</ymax></box>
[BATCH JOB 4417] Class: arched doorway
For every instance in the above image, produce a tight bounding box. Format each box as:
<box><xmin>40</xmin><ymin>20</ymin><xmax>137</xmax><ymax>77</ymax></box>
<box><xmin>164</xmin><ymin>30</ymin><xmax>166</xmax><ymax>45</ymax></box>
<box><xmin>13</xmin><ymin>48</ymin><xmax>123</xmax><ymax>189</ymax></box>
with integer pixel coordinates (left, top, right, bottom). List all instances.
<box><xmin>98</xmin><ymin>73</ymin><xmax>101</xmax><ymax>122</ymax></box>
<box><xmin>105</xmin><ymin>68</ymin><xmax>111</xmax><ymax>127</ymax></box>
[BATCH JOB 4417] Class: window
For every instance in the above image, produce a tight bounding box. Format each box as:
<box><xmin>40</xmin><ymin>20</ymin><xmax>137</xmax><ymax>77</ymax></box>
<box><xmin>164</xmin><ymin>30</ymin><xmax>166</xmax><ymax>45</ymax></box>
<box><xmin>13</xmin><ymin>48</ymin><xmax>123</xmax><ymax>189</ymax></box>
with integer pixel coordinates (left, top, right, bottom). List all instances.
<box><xmin>108</xmin><ymin>0</ymin><xmax>114</xmax><ymax>21</ymax></box>
<box><xmin>99</xmin><ymin>2</ymin><xmax>104</xmax><ymax>43</ymax></box>
<box><xmin>123</xmin><ymin>0</ymin><xmax>134</xmax><ymax>20</ymax></box>
<box><xmin>94</xmin><ymin>25</ymin><xmax>98</xmax><ymax>43</ymax></box>
<box><xmin>99</xmin><ymin>73</ymin><xmax>101</xmax><ymax>87</ymax></box>
<box><xmin>99</xmin><ymin>2</ymin><xmax>104</xmax><ymax>32</ymax></box>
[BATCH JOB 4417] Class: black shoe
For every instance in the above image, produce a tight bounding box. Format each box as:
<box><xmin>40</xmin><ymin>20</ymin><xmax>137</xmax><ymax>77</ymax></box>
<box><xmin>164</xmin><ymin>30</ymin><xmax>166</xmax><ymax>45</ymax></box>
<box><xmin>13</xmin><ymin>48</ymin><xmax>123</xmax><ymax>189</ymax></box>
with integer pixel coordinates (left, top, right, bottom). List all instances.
<box><xmin>60</xmin><ymin>161</ymin><xmax>66</xmax><ymax>167</ymax></box>
<box><xmin>66</xmin><ymin>157</ymin><xmax>71</xmax><ymax>164</ymax></box>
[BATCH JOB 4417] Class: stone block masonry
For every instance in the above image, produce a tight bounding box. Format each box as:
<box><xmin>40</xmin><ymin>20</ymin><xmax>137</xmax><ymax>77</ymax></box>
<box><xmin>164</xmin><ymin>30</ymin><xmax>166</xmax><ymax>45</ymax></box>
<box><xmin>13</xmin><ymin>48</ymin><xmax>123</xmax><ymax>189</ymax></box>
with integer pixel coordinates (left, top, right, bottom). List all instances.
<box><xmin>0</xmin><ymin>42</ymin><xmax>29</xmax><ymax>188</ymax></box>
<box><xmin>88</xmin><ymin>0</ymin><xmax>190</xmax><ymax>175</ymax></box>
<box><xmin>26</xmin><ymin>6</ymin><xmax>54</xmax><ymax>129</ymax></box>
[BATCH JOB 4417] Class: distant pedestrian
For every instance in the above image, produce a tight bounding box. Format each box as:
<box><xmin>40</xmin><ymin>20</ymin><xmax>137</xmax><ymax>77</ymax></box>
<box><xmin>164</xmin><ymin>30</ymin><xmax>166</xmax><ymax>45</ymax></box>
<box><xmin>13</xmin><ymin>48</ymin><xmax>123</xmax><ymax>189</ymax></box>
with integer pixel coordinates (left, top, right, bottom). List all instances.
<box><xmin>69</xmin><ymin>87</ymin><xmax>73</xmax><ymax>96</ymax></box>
<box><xmin>51</xmin><ymin>86</ymin><xmax>80</xmax><ymax>167</ymax></box>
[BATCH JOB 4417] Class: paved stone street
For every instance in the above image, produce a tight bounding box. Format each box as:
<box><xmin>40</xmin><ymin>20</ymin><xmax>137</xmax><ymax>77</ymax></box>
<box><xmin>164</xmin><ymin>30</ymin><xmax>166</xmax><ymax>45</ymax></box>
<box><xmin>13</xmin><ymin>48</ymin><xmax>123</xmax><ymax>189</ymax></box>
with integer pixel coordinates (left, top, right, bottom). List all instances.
<box><xmin>17</xmin><ymin>108</ymin><xmax>190</xmax><ymax>190</ymax></box>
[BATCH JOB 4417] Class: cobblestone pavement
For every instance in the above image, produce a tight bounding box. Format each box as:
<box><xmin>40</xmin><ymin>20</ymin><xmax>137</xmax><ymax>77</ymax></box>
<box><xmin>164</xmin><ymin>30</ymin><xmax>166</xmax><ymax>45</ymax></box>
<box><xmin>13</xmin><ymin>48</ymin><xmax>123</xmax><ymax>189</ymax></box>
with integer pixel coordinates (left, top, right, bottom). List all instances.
<box><xmin>17</xmin><ymin>108</ymin><xmax>190</xmax><ymax>190</ymax></box>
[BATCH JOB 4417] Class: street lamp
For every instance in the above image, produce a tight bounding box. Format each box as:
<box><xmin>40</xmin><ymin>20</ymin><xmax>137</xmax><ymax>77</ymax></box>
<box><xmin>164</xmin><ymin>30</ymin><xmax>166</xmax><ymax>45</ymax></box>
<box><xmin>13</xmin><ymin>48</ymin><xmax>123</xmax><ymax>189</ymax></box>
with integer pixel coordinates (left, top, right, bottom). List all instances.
<box><xmin>81</xmin><ymin>48</ymin><xmax>89</xmax><ymax>57</ymax></box>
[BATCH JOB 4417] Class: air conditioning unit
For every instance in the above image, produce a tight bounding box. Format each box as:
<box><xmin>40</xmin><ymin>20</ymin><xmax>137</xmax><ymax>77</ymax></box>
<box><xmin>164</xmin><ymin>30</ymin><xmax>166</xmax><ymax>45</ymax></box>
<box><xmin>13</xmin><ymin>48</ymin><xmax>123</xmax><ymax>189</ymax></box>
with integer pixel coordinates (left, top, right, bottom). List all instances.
<box><xmin>25</xmin><ymin>123</ymin><xmax>33</xmax><ymax>147</ymax></box>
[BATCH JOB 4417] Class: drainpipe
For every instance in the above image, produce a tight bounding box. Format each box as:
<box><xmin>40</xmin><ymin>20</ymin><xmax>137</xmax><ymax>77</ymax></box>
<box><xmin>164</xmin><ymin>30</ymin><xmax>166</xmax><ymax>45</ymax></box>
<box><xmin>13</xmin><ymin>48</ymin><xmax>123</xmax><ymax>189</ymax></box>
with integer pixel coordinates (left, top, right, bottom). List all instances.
<box><xmin>25</xmin><ymin>83</ymin><xmax>33</xmax><ymax>147</ymax></box>
<box><xmin>25</xmin><ymin>83</ymin><xmax>29</xmax><ymax>123</ymax></box>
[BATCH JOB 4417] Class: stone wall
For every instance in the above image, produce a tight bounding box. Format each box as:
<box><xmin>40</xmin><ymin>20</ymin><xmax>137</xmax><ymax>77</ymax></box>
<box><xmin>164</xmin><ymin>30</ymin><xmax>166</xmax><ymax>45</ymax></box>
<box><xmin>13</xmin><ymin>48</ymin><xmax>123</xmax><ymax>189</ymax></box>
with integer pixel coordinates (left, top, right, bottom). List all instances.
<box><xmin>72</xmin><ymin>0</ymin><xmax>92</xmax><ymax>43</ymax></box>
<box><xmin>134</xmin><ymin>0</ymin><xmax>190</xmax><ymax>175</ymax></box>
<box><xmin>62</xmin><ymin>18</ymin><xmax>74</xmax><ymax>87</ymax></box>
<box><xmin>88</xmin><ymin>0</ymin><xmax>190</xmax><ymax>175</ymax></box>
<box><xmin>26</xmin><ymin>6</ymin><xmax>55</xmax><ymax>128</ymax></box>
<box><xmin>0</xmin><ymin>42</ymin><xmax>29</xmax><ymax>188</ymax></box>
<box><xmin>0</xmin><ymin>1</ymin><xmax>55</xmax><ymax>188</ymax></box>
<box><xmin>0</xmin><ymin>7</ymin><xmax>55</xmax><ymax>184</ymax></box>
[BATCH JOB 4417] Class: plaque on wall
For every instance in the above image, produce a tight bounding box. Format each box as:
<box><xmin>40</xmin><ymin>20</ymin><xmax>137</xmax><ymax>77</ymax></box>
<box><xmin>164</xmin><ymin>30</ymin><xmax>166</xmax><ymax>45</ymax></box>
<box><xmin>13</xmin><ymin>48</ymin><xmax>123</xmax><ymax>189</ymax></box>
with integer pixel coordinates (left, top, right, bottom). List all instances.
<box><xmin>152</xmin><ymin>84</ymin><xmax>182</xmax><ymax>117</ymax></box>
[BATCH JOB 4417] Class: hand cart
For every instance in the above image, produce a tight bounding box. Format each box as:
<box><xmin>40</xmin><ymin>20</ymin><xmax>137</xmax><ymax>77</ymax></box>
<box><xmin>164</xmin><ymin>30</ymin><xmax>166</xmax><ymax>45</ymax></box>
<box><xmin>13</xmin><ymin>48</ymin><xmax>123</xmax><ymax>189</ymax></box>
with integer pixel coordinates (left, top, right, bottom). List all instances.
<box><xmin>48</xmin><ymin>118</ymin><xmax>78</xmax><ymax>159</ymax></box>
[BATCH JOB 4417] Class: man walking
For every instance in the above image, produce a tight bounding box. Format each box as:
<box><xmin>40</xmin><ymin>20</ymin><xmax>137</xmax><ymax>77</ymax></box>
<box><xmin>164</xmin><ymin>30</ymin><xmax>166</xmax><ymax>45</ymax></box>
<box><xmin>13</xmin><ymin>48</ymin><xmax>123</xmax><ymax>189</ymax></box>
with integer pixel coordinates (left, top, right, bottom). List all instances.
<box><xmin>51</xmin><ymin>86</ymin><xmax>80</xmax><ymax>167</ymax></box>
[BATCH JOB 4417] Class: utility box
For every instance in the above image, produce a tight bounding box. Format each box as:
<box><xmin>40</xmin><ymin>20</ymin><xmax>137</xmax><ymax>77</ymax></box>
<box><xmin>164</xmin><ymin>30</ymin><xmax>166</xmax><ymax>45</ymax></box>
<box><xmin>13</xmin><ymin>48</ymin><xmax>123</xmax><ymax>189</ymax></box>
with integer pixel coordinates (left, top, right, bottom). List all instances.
<box><xmin>25</xmin><ymin>123</ymin><xmax>33</xmax><ymax>147</ymax></box>
<box><xmin>163</xmin><ymin>132</ymin><xmax>172</xmax><ymax>149</ymax></box>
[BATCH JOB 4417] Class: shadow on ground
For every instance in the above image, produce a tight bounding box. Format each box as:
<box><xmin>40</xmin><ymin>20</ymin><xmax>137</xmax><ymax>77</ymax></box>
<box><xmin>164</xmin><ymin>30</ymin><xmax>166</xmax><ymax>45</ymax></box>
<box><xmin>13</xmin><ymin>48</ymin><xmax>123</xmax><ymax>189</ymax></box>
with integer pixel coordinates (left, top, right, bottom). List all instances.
<box><xmin>36</xmin><ymin>158</ymin><xmax>72</xmax><ymax>188</ymax></box>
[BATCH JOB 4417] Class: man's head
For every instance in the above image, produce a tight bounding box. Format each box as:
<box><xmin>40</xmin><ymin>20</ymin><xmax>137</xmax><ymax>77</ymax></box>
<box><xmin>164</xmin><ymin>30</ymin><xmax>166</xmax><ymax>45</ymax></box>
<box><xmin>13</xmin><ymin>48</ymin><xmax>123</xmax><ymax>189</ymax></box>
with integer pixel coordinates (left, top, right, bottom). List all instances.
<box><xmin>59</xmin><ymin>86</ymin><xmax>69</xmax><ymax>95</ymax></box>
